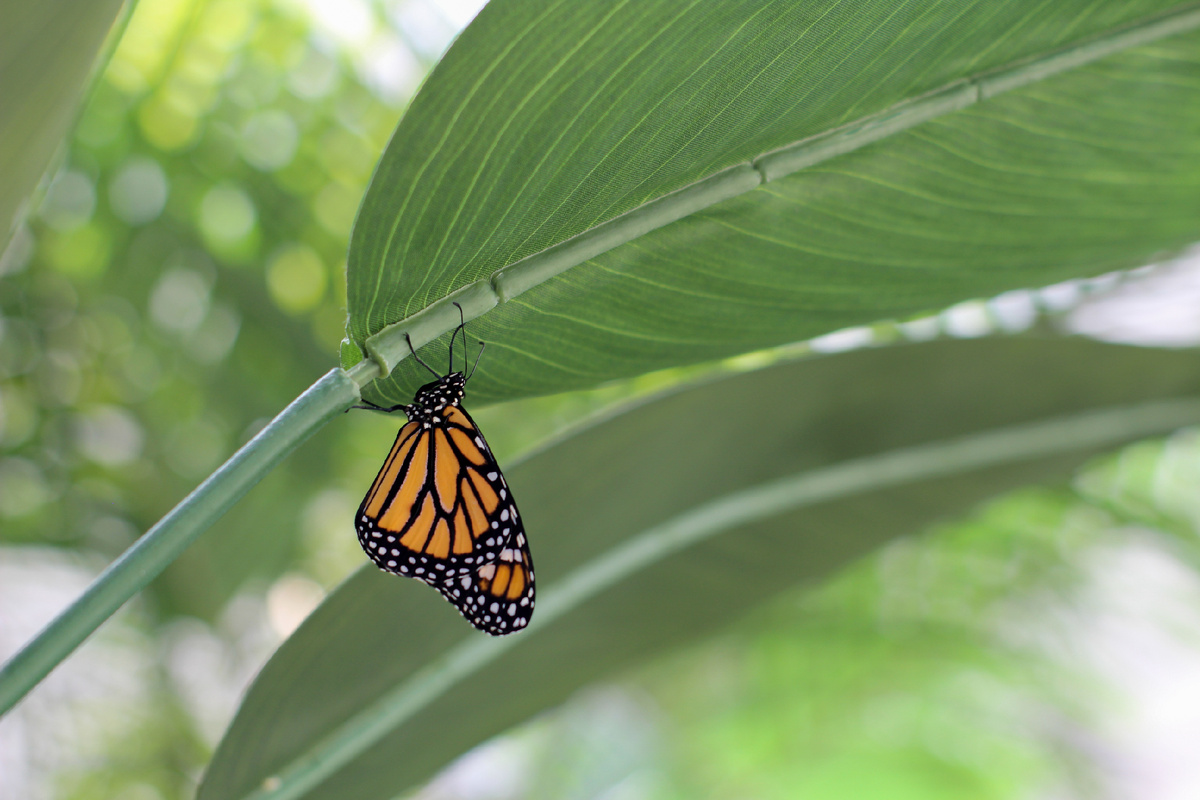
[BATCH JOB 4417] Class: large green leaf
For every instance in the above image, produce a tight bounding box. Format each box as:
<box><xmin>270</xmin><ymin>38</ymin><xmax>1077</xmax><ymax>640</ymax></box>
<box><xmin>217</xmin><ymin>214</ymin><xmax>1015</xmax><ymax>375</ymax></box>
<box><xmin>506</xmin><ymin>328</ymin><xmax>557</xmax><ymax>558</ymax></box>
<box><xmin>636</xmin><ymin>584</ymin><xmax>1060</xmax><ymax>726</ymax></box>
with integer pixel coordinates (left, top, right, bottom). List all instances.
<box><xmin>202</xmin><ymin>337</ymin><xmax>1200</xmax><ymax>800</ymax></box>
<box><xmin>0</xmin><ymin>0</ymin><xmax>125</xmax><ymax>246</ymax></box>
<box><xmin>345</xmin><ymin>1</ymin><xmax>1200</xmax><ymax>407</ymax></box>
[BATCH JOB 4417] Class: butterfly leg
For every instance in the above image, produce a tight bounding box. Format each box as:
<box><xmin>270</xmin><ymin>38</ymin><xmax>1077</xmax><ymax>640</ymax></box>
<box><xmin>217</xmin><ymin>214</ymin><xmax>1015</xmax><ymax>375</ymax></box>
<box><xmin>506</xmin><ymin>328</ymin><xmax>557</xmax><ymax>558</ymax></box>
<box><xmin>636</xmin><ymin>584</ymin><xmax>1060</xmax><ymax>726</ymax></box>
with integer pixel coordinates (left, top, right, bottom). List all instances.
<box><xmin>350</xmin><ymin>399</ymin><xmax>410</xmax><ymax>414</ymax></box>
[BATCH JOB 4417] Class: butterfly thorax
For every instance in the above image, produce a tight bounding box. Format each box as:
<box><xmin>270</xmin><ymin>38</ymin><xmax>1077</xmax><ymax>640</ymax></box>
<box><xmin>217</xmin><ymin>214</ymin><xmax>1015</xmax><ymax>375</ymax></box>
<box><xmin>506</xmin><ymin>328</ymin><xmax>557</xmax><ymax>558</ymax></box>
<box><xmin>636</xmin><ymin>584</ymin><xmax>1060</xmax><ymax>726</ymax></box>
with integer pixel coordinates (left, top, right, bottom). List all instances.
<box><xmin>405</xmin><ymin>373</ymin><xmax>466</xmax><ymax>428</ymax></box>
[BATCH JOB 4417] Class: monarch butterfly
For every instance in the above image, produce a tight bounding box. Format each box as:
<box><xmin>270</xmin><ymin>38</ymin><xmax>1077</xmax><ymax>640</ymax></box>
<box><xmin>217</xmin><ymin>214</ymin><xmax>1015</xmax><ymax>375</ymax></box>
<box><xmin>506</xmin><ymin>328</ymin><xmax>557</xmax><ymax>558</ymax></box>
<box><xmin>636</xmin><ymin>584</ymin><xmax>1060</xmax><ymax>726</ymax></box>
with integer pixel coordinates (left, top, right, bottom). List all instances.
<box><xmin>355</xmin><ymin>305</ymin><xmax>534</xmax><ymax>636</ymax></box>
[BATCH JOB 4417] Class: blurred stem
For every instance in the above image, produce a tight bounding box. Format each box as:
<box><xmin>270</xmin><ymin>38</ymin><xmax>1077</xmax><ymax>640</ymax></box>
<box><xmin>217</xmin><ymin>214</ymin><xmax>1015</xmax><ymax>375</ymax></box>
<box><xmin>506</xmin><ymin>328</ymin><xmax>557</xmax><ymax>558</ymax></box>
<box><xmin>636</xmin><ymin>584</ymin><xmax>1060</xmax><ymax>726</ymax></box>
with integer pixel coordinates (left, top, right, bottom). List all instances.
<box><xmin>0</xmin><ymin>368</ymin><xmax>361</xmax><ymax>717</ymax></box>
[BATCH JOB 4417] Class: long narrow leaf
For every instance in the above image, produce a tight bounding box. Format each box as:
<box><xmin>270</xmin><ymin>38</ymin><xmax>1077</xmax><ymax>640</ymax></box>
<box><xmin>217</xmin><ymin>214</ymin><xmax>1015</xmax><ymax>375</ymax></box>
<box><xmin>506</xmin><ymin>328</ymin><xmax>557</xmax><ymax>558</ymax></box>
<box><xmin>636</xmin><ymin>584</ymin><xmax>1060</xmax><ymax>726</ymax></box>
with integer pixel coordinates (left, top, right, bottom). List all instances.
<box><xmin>344</xmin><ymin>1</ymin><xmax>1200</xmax><ymax>406</ymax></box>
<box><xmin>202</xmin><ymin>337</ymin><xmax>1200</xmax><ymax>800</ymax></box>
<box><xmin>0</xmin><ymin>0</ymin><xmax>125</xmax><ymax>247</ymax></box>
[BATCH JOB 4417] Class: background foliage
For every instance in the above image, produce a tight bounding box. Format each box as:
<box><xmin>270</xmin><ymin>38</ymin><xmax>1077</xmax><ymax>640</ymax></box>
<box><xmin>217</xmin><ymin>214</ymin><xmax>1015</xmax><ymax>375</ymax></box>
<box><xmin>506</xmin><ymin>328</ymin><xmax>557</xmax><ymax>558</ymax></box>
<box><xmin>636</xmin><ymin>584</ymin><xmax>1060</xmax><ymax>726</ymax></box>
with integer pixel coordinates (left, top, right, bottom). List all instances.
<box><xmin>5</xmin><ymin>1</ymin><xmax>1200</xmax><ymax>799</ymax></box>
<box><xmin>1</xmin><ymin>0</ymin><xmax>418</xmax><ymax>617</ymax></box>
<box><xmin>0</xmin><ymin>0</ymin><xmax>479</xmax><ymax>795</ymax></box>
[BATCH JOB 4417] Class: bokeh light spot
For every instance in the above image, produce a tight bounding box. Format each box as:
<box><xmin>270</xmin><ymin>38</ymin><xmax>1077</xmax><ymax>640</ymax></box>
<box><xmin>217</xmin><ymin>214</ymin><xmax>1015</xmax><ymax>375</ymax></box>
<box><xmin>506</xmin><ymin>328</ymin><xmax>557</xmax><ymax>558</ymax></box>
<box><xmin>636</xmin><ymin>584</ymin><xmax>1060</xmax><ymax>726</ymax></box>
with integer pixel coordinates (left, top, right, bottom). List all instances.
<box><xmin>109</xmin><ymin>157</ymin><xmax>169</xmax><ymax>225</ymax></box>
<box><xmin>297</xmin><ymin>0</ymin><xmax>374</xmax><ymax>46</ymax></box>
<box><xmin>198</xmin><ymin>184</ymin><xmax>257</xmax><ymax>245</ymax></box>
<box><xmin>943</xmin><ymin>301</ymin><xmax>992</xmax><ymax>338</ymax></box>
<box><xmin>391</xmin><ymin>1</ymin><xmax>458</xmax><ymax>61</ymax></box>
<box><xmin>266</xmin><ymin>574</ymin><xmax>325</xmax><ymax>638</ymax></box>
<box><xmin>287</xmin><ymin>48</ymin><xmax>339</xmax><ymax>100</ymax></box>
<box><xmin>200</xmin><ymin>0</ymin><xmax>254</xmax><ymax>50</ymax></box>
<box><xmin>187</xmin><ymin>303</ymin><xmax>242</xmax><ymax>365</ymax></box>
<box><xmin>137</xmin><ymin>92</ymin><xmax>200</xmax><ymax>151</ymax></box>
<box><xmin>240</xmin><ymin>111</ymin><xmax>299</xmax><ymax>171</ymax></box>
<box><xmin>267</xmin><ymin>244</ymin><xmax>326</xmax><ymax>313</ymax></box>
<box><xmin>43</xmin><ymin>223</ymin><xmax>112</xmax><ymax>279</ymax></box>
<box><xmin>437</xmin><ymin>0</ymin><xmax>490</xmax><ymax>28</ymax></box>
<box><xmin>361</xmin><ymin>35</ymin><xmax>422</xmax><ymax>103</ymax></box>
<box><xmin>300</xmin><ymin>489</ymin><xmax>362</xmax><ymax>583</ymax></box>
<box><xmin>105</xmin><ymin>0</ymin><xmax>194</xmax><ymax>93</ymax></box>
<box><xmin>149</xmin><ymin>267</ymin><xmax>212</xmax><ymax>335</ymax></box>
<box><xmin>75</xmin><ymin>406</ymin><xmax>145</xmax><ymax>467</ymax></box>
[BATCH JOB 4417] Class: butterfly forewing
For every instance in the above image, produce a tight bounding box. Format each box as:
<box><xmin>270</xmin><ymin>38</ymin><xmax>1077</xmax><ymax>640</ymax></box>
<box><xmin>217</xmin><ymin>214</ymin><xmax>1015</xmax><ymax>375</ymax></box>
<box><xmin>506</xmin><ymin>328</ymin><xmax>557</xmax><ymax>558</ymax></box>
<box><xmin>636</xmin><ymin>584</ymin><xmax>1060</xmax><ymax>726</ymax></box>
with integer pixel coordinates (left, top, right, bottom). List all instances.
<box><xmin>356</xmin><ymin>385</ymin><xmax>520</xmax><ymax>582</ymax></box>
<box><xmin>434</xmin><ymin>528</ymin><xmax>535</xmax><ymax>635</ymax></box>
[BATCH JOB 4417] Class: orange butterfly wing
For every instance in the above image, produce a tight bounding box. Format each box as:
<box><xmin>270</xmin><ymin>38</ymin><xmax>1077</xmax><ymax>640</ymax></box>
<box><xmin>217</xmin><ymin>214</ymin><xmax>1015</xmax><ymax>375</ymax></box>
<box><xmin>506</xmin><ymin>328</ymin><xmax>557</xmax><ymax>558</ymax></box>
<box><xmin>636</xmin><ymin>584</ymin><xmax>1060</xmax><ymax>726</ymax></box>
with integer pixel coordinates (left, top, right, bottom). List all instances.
<box><xmin>356</xmin><ymin>404</ymin><xmax>521</xmax><ymax>582</ymax></box>
<box><xmin>435</xmin><ymin>528</ymin><xmax>535</xmax><ymax>635</ymax></box>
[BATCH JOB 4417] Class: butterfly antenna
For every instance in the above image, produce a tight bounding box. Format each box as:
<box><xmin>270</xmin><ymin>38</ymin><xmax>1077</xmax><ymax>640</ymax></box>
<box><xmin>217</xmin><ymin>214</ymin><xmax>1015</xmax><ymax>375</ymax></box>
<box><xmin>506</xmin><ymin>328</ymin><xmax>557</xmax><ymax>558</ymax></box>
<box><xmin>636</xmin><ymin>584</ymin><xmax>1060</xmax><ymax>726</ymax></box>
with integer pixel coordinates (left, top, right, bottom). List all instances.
<box><xmin>405</xmin><ymin>334</ymin><xmax>440</xmax><ymax>378</ymax></box>
<box><xmin>451</xmin><ymin>302</ymin><xmax>467</xmax><ymax>374</ymax></box>
<box><xmin>467</xmin><ymin>340</ymin><xmax>485</xmax><ymax>381</ymax></box>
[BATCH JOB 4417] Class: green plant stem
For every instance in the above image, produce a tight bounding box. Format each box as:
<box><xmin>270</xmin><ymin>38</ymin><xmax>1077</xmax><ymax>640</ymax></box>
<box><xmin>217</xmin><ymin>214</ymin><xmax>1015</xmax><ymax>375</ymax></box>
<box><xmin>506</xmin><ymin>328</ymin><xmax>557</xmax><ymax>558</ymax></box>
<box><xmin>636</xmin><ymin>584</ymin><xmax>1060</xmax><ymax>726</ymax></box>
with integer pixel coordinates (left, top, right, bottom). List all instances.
<box><xmin>0</xmin><ymin>368</ymin><xmax>362</xmax><ymax>717</ymax></box>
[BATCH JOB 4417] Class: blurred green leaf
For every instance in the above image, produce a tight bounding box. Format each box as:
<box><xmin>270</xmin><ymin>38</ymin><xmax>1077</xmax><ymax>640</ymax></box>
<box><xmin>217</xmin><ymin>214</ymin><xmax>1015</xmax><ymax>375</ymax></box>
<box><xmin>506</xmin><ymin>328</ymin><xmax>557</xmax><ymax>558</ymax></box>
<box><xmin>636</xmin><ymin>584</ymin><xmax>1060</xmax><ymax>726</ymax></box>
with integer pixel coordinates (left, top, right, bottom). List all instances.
<box><xmin>638</xmin><ymin>486</ymin><xmax>1098</xmax><ymax>800</ymax></box>
<box><xmin>201</xmin><ymin>336</ymin><xmax>1200</xmax><ymax>800</ymax></box>
<box><xmin>0</xmin><ymin>0</ymin><xmax>125</xmax><ymax>247</ymax></box>
<box><xmin>346</xmin><ymin>1</ymin><xmax>1200</xmax><ymax>407</ymax></box>
<box><xmin>0</xmin><ymin>0</ymin><xmax>408</xmax><ymax>622</ymax></box>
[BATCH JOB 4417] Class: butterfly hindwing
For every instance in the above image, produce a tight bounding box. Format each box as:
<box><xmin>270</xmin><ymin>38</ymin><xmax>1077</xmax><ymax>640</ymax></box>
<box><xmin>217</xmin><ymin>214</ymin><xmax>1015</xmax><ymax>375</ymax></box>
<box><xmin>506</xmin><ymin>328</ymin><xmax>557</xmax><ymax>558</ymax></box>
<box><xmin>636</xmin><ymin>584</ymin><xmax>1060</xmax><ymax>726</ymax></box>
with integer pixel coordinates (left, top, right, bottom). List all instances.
<box><xmin>433</xmin><ymin>527</ymin><xmax>535</xmax><ymax>635</ymax></box>
<box><xmin>356</xmin><ymin>390</ymin><xmax>519</xmax><ymax>581</ymax></box>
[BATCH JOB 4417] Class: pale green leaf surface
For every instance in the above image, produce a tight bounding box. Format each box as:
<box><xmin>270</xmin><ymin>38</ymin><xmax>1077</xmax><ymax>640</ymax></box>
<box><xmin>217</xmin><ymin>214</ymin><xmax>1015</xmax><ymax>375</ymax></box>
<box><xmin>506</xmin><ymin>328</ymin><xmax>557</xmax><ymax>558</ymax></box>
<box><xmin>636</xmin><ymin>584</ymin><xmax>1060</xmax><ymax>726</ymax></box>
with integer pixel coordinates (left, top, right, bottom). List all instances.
<box><xmin>346</xmin><ymin>1</ymin><xmax>1200</xmax><ymax>406</ymax></box>
<box><xmin>203</xmin><ymin>337</ymin><xmax>1200</xmax><ymax>800</ymax></box>
<box><xmin>0</xmin><ymin>0</ymin><xmax>124</xmax><ymax>245</ymax></box>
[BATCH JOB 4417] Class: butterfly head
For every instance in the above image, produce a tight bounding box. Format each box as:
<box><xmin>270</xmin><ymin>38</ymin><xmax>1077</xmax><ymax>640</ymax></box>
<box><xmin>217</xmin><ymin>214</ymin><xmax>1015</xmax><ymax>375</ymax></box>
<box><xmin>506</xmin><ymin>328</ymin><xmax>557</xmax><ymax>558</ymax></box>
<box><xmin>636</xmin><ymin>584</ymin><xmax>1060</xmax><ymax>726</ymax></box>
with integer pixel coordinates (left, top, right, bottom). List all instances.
<box><xmin>408</xmin><ymin>372</ymin><xmax>466</xmax><ymax>420</ymax></box>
